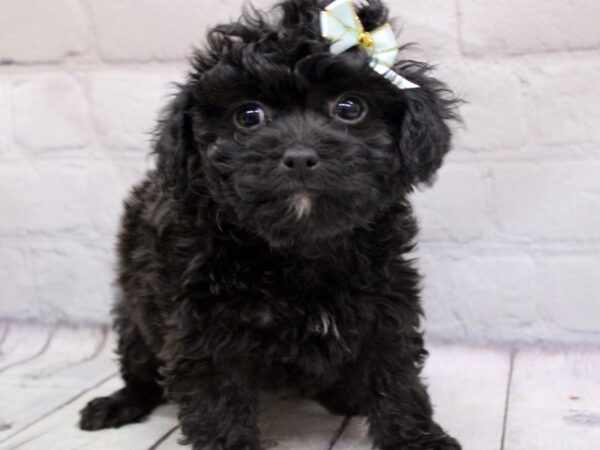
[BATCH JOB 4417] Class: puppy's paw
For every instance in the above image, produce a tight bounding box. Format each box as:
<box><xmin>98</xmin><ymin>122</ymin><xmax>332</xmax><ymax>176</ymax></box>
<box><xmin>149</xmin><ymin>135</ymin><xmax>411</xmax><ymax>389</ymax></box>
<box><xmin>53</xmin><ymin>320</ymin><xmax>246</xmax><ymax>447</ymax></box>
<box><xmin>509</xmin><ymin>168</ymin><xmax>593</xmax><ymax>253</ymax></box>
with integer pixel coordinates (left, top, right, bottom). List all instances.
<box><xmin>420</xmin><ymin>426</ymin><xmax>462</xmax><ymax>450</ymax></box>
<box><xmin>79</xmin><ymin>391</ymin><xmax>154</xmax><ymax>431</ymax></box>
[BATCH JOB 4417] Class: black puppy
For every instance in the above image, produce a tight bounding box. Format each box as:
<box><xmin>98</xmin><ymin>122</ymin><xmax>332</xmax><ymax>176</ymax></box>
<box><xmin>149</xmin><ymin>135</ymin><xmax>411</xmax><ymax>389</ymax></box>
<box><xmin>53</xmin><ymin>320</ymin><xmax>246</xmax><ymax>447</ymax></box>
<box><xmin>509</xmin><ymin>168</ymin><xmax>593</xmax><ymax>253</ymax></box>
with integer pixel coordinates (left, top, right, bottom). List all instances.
<box><xmin>79</xmin><ymin>0</ymin><xmax>461</xmax><ymax>448</ymax></box>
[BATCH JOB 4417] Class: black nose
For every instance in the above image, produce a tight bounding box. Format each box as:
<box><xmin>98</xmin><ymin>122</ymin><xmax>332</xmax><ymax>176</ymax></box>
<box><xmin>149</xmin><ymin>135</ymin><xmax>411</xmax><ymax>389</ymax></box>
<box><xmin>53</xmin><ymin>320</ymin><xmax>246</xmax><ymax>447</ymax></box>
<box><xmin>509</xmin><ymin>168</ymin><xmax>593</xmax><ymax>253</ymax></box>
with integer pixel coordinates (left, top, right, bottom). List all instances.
<box><xmin>281</xmin><ymin>147</ymin><xmax>320</xmax><ymax>172</ymax></box>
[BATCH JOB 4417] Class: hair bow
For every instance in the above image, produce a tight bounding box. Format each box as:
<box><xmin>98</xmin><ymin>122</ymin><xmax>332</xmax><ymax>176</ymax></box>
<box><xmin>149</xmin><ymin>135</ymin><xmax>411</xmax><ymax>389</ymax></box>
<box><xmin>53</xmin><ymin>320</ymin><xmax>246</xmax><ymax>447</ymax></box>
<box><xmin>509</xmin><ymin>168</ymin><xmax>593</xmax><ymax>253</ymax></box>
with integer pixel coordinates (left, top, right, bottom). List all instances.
<box><xmin>320</xmin><ymin>0</ymin><xmax>419</xmax><ymax>90</ymax></box>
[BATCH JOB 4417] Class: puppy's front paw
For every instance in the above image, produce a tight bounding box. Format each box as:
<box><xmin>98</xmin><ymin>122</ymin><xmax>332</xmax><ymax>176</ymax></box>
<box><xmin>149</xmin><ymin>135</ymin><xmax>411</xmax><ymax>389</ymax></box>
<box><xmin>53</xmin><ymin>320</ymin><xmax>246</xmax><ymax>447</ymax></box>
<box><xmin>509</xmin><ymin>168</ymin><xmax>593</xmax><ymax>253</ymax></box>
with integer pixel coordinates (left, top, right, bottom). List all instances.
<box><xmin>79</xmin><ymin>391</ymin><xmax>154</xmax><ymax>431</ymax></box>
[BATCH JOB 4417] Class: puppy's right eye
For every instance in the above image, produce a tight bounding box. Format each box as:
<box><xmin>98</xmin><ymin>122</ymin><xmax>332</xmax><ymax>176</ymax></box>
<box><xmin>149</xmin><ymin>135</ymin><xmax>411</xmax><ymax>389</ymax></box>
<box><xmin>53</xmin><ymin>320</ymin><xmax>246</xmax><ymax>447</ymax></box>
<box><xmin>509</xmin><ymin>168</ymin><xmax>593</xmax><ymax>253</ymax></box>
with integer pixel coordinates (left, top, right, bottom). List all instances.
<box><xmin>234</xmin><ymin>103</ymin><xmax>266</xmax><ymax>130</ymax></box>
<box><xmin>333</xmin><ymin>95</ymin><xmax>367</xmax><ymax>124</ymax></box>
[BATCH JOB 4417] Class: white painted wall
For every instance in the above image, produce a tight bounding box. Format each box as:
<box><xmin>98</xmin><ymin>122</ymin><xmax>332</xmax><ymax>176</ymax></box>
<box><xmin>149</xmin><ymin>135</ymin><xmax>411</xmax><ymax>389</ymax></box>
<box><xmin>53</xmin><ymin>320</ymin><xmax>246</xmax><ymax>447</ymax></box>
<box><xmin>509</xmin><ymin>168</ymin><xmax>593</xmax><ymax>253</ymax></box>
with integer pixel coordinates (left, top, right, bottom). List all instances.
<box><xmin>0</xmin><ymin>0</ymin><xmax>599</xmax><ymax>344</ymax></box>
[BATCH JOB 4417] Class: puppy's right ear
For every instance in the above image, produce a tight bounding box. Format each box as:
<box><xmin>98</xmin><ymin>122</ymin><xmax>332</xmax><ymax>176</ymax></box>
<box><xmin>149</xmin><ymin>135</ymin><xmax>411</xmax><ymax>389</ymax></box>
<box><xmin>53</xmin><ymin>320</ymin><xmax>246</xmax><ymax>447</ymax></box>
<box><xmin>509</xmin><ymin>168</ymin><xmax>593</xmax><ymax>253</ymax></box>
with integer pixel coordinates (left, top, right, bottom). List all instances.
<box><xmin>154</xmin><ymin>83</ymin><xmax>196</xmax><ymax>197</ymax></box>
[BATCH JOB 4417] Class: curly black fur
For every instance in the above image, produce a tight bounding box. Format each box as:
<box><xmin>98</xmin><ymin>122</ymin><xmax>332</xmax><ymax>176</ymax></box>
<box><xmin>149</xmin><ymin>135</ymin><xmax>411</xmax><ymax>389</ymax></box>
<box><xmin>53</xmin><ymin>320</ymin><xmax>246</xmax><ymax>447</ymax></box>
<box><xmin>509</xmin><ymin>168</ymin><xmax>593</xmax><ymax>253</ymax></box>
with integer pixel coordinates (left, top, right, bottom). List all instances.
<box><xmin>79</xmin><ymin>1</ymin><xmax>461</xmax><ymax>449</ymax></box>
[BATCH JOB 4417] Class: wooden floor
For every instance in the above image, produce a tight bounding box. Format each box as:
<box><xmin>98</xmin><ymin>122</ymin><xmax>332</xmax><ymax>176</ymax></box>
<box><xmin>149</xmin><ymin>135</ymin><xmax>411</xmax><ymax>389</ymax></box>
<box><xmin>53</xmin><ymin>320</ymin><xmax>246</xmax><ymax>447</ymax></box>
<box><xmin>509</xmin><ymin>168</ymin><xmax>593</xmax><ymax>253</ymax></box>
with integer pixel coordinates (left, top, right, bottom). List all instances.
<box><xmin>0</xmin><ymin>322</ymin><xmax>598</xmax><ymax>450</ymax></box>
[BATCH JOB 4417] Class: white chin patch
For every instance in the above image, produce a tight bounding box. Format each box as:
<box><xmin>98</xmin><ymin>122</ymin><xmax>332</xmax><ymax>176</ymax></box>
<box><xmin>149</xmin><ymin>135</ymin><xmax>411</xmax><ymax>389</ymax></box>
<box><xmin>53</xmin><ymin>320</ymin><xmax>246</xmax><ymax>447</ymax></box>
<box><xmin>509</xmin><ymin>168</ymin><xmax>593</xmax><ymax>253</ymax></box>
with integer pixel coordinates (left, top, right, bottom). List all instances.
<box><xmin>291</xmin><ymin>193</ymin><xmax>312</xmax><ymax>220</ymax></box>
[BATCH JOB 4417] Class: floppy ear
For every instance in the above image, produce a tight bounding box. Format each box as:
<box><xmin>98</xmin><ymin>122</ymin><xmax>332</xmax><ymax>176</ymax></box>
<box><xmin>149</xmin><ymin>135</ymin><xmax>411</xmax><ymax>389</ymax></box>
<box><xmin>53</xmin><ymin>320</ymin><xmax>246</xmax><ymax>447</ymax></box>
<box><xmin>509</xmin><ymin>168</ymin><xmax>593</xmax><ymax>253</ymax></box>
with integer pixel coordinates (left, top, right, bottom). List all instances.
<box><xmin>397</xmin><ymin>68</ymin><xmax>459</xmax><ymax>185</ymax></box>
<box><xmin>154</xmin><ymin>83</ymin><xmax>196</xmax><ymax>197</ymax></box>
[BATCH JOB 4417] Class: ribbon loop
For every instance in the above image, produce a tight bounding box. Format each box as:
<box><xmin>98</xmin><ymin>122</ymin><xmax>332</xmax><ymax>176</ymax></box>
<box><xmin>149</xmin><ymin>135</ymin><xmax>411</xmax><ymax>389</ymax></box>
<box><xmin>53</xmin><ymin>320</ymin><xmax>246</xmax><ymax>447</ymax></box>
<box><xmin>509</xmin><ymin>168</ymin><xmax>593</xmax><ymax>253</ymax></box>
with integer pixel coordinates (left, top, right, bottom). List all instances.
<box><xmin>319</xmin><ymin>0</ymin><xmax>419</xmax><ymax>90</ymax></box>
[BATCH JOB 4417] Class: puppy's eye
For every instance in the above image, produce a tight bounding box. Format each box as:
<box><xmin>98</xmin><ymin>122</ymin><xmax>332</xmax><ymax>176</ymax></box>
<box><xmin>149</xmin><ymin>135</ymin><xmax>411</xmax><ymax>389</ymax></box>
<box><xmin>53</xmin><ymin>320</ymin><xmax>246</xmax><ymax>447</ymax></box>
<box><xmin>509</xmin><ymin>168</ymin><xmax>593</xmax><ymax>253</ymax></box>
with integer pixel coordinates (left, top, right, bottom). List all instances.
<box><xmin>234</xmin><ymin>103</ymin><xmax>266</xmax><ymax>130</ymax></box>
<box><xmin>333</xmin><ymin>95</ymin><xmax>367</xmax><ymax>124</ymax></box>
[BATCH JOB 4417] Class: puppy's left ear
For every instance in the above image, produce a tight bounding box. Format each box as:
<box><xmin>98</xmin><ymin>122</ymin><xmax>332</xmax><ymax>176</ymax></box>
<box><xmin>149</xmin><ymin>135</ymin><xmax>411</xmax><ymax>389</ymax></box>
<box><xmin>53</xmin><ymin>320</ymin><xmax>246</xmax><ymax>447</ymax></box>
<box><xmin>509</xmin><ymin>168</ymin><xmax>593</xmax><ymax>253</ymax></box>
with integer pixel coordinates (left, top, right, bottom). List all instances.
<box><xmin>154</xmin><ymin>83</ymin><xmax>196</xmax><ymax>197</ymax></box>
<box><xmin>396</xmin><ymin>67</ymin><xmax>460</xmax><ymax>185</ymax></box>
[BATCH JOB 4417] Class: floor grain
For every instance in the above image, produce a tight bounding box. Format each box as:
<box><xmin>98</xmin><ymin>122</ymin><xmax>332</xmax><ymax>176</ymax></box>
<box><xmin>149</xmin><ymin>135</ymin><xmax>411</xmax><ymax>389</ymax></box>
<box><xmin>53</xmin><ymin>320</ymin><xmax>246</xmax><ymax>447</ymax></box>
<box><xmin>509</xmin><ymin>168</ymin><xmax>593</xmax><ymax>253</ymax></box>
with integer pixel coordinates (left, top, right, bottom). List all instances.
<box><xmin>503</xmin><ymin>347</ymin><xmax>600</xmax><ymax>450</ymax></box>
<box><xmin>1</xmin><ymin>323</ymin><xmax>597</xmax><ymax>450</ymax></box>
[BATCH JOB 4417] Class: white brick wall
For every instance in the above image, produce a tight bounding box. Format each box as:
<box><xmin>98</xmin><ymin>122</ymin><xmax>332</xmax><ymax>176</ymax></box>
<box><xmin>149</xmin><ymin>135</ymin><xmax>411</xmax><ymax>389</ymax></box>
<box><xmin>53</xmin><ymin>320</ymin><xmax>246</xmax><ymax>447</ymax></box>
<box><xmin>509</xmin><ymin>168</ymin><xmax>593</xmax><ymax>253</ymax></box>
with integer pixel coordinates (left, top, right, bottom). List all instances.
<box><xmin>0</xmin><ymin>0</ymin><xmax>91</xmax><ymax>64</ymax></box>
<box><xmin>87</xmin><ymin>0</ymin><xmax>273</xmax><ymax>62</ymax></box>
<box><xmin>0</xmin><ymin>0</ymin><xmax>599</xmax><ymax>344</ymax></box>
<box><xmin>459</xmin><ymin>0</ymin><xmax>600</xmax><ymax>56</ymax></box>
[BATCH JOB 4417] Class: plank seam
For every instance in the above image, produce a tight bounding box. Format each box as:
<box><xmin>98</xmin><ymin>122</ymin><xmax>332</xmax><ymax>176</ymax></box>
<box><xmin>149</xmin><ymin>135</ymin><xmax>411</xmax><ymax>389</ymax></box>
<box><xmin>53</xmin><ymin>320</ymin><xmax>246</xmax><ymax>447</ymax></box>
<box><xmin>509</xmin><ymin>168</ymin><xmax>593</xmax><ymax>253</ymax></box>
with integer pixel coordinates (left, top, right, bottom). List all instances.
<box><xmin>147</xmin><ymin>425</ymin><xmax>180</xmax><ymax>450</ymax></box>
<box><xmin>0</xmin><ymin>372</ymin><xmax>118</xmax><ymax>444</ymax></box>
<box><xmin>0</xmin><ymin>328</ymin><xmax>55</xmax><ymax>374</ymax></box>
<box><xmin>328</xmin><ymin>416</ymin><xmax>352</xmax><ymax>450</ymax></box>
<box><xmin>499</xmin><ymin>348</ymin><xmax>516</xmax><ymax>450</ymax></box>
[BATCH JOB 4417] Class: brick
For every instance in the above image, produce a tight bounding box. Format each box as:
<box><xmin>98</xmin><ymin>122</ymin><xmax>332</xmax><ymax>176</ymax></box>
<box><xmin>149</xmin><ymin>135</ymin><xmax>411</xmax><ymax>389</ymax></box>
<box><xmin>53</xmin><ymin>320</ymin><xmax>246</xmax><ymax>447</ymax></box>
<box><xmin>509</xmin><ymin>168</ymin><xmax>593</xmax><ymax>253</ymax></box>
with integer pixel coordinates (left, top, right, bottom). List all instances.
<box><xmin>88</xmin><ymin>0</ymin><xmax>272</xmax><ymax>62</ymax></box>
<box><xmin>412</xmin><ymin>164</ymin><xmax>488</xmax><ymax>242</ymax></box>
<box><xmin>492</xmin><ymin>162</ymin><xmax>600</xmax><ymax>241</ymax></box>
<box><xmin>0</xmin><ymin>246</ymin><xmax>37</xmax><ymax>320</ymax></box>
<box><xmin>89</xmin><ymin>72</ymin><xmax>172</xmax><ymax>152</ymax></box>
<box><xmin>419</xmin><ymin>250</ymin><xmax>538</xmax><ymax>340</ymax></box>
<box><xmin>0</xmin><ymin>161</ymin><xmax>132</xmax><ymax>237</ymax></box>
<box><xmin>78</xmin><ymin>161</ymin><xmax>137</xmax><ymax>236</ymax></box>
<box><xmin>536</xmin><ymin>255</ymin><xmax>600</xmax><ymax>337</ymax></box>
<box><xmin>0</xmin><ymin>0</ymin><xmax>91</xmax><ymax>63</ymax></box>
<box><xmin>459</xmin><ymin>0</ymin><xmax>600</xmax><ymax>56</ymax></box>
<box><xmin>0</xmin><ymin>162</ymin><xmax>56</xmax><ymax>237</ymax></box>
<box><xmin>440</xmin><ymin>60</ymin><xmax>528</xmax><ymax>152</ymax></box>
<box><xmin>30</xmin><ymin>241</ymin><xmax>114</xmax><ymax>323</ymax></box>
<box><xmin>12</xmin><ymin>74</ymin><xmax>91</xmax><ymax>153</ymax></box>
<box><xmin>524</xmin><ymin>60</ymin><xmax>600</xmax><ymax>147</ymax></box>
<box><xmin>390</xmin><ymin>0</ymin><xmax>459</xmax><ymax>59</ymax></box>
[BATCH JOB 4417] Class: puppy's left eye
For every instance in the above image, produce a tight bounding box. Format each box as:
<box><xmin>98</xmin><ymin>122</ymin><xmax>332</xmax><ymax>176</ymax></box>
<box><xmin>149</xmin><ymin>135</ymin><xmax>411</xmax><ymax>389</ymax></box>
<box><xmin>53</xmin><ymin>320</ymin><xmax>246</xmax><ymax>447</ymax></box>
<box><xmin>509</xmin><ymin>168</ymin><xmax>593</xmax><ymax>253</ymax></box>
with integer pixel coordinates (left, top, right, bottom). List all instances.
<box><xmin>333</xmin><ymin>95</ymin><xmax>367</xmax><ymax>124</ymax></box>
<box><xmin>234</xmin><ymin>103</ymin><xmax>266</xmax><ymax>130</ymax></box>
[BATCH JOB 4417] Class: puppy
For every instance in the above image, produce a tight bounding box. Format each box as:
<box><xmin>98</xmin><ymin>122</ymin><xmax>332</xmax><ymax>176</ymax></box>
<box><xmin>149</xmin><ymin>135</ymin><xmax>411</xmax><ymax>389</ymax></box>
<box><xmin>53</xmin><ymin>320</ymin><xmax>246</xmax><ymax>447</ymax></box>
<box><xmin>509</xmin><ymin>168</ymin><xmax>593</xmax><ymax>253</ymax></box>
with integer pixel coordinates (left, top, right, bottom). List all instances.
<box><xmin>79</xmin><ymin>0</ymin><xmax>461</xmax><ymax>449</ymax></box>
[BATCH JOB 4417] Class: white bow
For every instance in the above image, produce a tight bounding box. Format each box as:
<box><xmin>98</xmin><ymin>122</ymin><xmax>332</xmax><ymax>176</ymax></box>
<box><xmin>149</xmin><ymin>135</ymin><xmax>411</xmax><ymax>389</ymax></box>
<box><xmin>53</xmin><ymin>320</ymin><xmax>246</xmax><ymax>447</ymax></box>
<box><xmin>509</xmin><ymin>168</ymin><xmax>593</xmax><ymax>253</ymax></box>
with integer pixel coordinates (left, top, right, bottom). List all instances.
<box><xmin>320</xmin><ymin>0</ymin><xmax>419</xmax><ymax>90</ymax></box>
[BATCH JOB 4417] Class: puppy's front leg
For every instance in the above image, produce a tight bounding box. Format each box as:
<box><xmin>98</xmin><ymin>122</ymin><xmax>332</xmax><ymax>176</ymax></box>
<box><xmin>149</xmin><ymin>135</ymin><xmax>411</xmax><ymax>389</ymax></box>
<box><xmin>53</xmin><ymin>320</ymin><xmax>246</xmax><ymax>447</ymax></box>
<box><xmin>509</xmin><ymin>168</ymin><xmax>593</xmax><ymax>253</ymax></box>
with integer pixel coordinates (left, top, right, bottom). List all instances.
<box><xmin>365</xmin><ymin>353</ymin><xmax>461</xmax><ymax>450</ymax></box>
<box><xmin>163</xmin><ymin>356</ymin><xmax>261</xmax><ymax>450</ymax></box>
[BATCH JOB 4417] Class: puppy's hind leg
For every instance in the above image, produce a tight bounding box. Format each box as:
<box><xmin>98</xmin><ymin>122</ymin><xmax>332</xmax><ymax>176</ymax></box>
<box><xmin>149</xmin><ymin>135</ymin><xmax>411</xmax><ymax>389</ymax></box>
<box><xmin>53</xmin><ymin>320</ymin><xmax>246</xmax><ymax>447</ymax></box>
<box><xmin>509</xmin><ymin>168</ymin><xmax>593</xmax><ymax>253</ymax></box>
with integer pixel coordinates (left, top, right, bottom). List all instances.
<box><xmin>79</xmin><ymin>318</ymin><xmax>164</xmax><ymax>431</ymax></box>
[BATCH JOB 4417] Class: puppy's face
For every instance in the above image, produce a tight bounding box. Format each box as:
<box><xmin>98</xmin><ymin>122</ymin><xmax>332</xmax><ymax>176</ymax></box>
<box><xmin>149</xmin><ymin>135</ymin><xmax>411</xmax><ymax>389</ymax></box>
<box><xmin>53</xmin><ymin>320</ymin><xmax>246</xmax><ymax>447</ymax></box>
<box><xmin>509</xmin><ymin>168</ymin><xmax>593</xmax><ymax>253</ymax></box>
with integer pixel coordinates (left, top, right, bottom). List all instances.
<box><xmin>198</xmin><ymin>54</ymin><xmax>407</xmax><ymax>247</ymax></box>
<box><xmin>157</xmin><ymin>0</ymin><xmax>457</xmax><ymax>248</ymax></box>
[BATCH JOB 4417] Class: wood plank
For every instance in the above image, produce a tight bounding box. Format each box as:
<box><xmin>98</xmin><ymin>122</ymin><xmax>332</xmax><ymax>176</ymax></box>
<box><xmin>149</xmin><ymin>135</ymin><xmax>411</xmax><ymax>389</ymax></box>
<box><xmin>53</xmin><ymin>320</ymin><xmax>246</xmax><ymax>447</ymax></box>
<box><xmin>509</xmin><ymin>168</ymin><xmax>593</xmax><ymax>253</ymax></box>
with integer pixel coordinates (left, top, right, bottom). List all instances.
<box><xmin>0</xmin><ymin>325</ymin><xmax>106</xmax><ymax>384</ymax></box>
<box><xmin>0</xmin><ymin>327</ymin><xmax>118</xmax><ymax>443</ymax></box>
<box><xmin>1</xmin><ymin>376</ymin><xmax>179</xmax><ymax>450</ymax></box>
<box><xmin>0</xmin><ymin>323</ymin><xmax>52</xmax><ymax>372</ymax></box>
<box><xmin>333</xmin><ymin>343</ymin><xmax>511</xmax><ymax>450</ymax></box>
<box><xmin>503</xmin><ymin>347</ymin><xmax>600</xmax><ymax>450</ymax></box>
<box><xmin>425</xmin><ymin>343</ymin><xmax>511</xmax><ymax>450</ymax></box>
<box><xmin>156</xmin><ymin>393</ymin><xmax>345</xmax><ymax>449</ymax></box>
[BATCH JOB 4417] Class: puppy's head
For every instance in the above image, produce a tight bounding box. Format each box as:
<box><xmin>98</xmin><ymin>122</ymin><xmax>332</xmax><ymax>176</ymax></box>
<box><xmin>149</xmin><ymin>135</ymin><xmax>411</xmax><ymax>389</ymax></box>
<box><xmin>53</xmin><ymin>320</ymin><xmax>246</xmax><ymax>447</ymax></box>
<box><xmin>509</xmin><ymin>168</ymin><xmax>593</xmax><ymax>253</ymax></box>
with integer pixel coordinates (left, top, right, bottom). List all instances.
<box><xmin>154</xmin><ymin>0</ymin><xmax>459</xmax><ymax>248</ymax></box>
